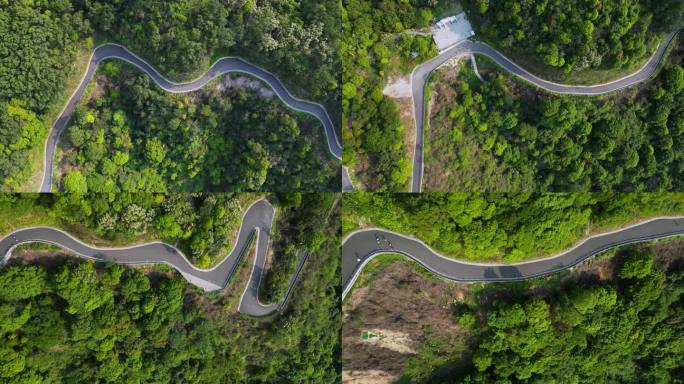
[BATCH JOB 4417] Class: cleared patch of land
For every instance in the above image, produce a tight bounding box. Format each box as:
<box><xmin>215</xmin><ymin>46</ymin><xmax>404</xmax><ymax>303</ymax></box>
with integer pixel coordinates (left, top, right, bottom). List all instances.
<box><xmin>382</xmin><ymin>77</ymin><xmax>412</xmax><ymax>98</ymax></box>
<box><xmin>342</xmin><ymin>258</ymin><xmax>468</xmax><ymax>383</ymax></box>
<box><xmin>213</xmin><ymin>75</ymin><xmax>275</xmax><ymax>99</ymax></box>
<box><xmin>343</xmin><ymin>237</ymin><xmax>684</xmax><ymax>381</ymax></box>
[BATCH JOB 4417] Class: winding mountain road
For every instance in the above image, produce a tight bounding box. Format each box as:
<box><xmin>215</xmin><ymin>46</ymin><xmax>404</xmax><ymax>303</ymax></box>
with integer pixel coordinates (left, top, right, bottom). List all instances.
<box><xmin>0</xmin><ymin>199</ymin><xmax>306</xmax><ymax>317</ymax></box>
<box><xmin>40</xmin><ymin>43</ymin><xmax>343</xmax><ymax>193</ymax></box>
<box><xmin>410</xmin><ymin>30</ymin><xmax>680</xmax><ymax>192</ymax></box>
<box><xmin>342</xmin><ymin>217</ymin><xmax>684</xmax><ymax>298</ymax></box>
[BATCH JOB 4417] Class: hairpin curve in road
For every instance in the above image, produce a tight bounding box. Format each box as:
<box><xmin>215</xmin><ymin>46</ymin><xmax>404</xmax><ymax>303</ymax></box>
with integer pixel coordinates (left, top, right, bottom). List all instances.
<box><xmin>40</xmin><ymin>43</ymin><xmax>344</xmax><ymax>192</ymax></box>
<box><xmin>0</xmin><ymin>199</ymin><xmax>307</xmax><ymax>317</ymax></box>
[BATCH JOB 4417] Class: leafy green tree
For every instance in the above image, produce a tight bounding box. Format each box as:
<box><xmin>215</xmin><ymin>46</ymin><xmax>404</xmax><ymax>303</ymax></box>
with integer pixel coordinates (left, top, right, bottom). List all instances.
<box><xmin>619</xmin><ymin>250</ymin><xmax>654</xmax><ymax>279</ymax></box>
<box><xmin>145</xmin><ymin>138</ymin><xmax>167</xmax><ymax>165</ymax></box>
<box><xmin>0</xmin><ymin>265</ymin><xmax>47</xmax><ymax>301</ymax></box>
<box><xmin>62</xmin><ymin>171</ymin><xmax>88</xmax><ymax>194</ymax></box>
<box><xmin>54</xmin><ymin>262</ymin><xmax>112</xmax><ymax>314</ymax></box>
<box><xmin>156</xmin><ymin>214</ymin><xmax>183</xmax><ymax>239</ymax></box>
<box><xmin>0</xmin><ymin>303</ymin><xmax>31</xmax><ymax>332</ymax></box>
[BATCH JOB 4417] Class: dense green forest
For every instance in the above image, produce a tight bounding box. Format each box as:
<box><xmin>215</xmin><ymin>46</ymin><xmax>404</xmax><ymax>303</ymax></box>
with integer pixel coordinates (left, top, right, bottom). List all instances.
<box><xmin>0</xmin><ymin>0</ymin><xmax>339</xmax><ymax>190</ymax></box>
<box><xmin>343</xmin><ymin>192</ymin><xmax>684</xmax><ymax>262</ymax></box>
<box><xmin>400</xmin><ymin>246</ymin><xmax>683</xmax><ymax>383</ymax></box>
<box><xmin>342</xmin><ymin>0</ymin><xmax>450</xmax><ymax>191</ymax></box>
<box><xmin>462</xmin><ymin>0</ymin><xmax>684</xmax><ymax>81</ymax></box>
<box><xmin>426</xmin><ymin>35</ymin><xmax>684</xmax><ymax>191</ymax></box>
<box><xmin>0</xmin><ymin>1</ymin><xmax>91</xmax><ymax>189</ymax></box>
<box><xmin>342</xmin><ymin>0</ymin><xmax>684</xmax><ymax>191</ymax></box>
<box><xmin>0</xmin><ymin>194</ymin><xmax>341</xmax><ymax>383</ymax></box>
<box><xmin>58</xmin><ymin>62</ymin><xmax>337</xmax><ymax>192</ymax></box>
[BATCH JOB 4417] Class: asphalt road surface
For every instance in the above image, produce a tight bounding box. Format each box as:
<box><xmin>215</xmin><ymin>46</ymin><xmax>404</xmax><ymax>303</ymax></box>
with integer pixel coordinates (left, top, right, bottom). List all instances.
<box><xmin>410</xmin><ymin>30</ymin><xmax>680</xmax><ymax>192</ymax></box>
<box><xmin>342</xmin><ymin>217</ymin><xmax>684</xmax><ymax>298</ymax></box>
<box><xmin>342</xmin><ymin>166</ymin><xmax>355</xmax><ymax>192</ymax></box>
<box><xmin>0</xmin><ymin>199</ymin><xmax>307</xmax><ymax>317</ymax></box>
<box><xmin>40</xmin><ymin>43</ymin><xmax>343</xmax><ymax>192</ymax></box>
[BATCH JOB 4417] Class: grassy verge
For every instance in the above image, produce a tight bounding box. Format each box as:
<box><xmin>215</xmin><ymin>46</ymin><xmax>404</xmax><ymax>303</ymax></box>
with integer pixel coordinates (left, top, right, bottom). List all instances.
<box><xmin>476</xmin><ymin>32</ymin><xmax>680</xmax><ymax>99</ymax></box>
<box><xmin>7</xmin><ymin>242</ymin><xmax>177</xmax><ymax>277</ymax></box>
<box><xmin>421</xmin><ymin>71</ymin><xmax>436</xmax><ymax>177</ymax></box>
<box><xmin>479</xmin><ymin>32</ymin><xmax>671</xmax><ymax>85</ymax></box>
<box><xmin>213</xmin><ymin>232</ymin><xmax>257</xmax><ymax>314</ymax></box>
<box><xmin>421</xmin><ymin>67</ymin><xmax>446</xmax><ymax>179</ymax></box>
<box><xmin>0</xmin><ymin>203</ymin><xmax>163</xmax><ymax>251</ymax></box>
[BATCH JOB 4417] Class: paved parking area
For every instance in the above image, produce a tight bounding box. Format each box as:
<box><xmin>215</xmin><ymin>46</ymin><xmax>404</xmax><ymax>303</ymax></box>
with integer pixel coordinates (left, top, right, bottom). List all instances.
<box><xmin>431</xmin><ymin>13</ymin><xmax>474</xmax><ymax>52</ymax></box>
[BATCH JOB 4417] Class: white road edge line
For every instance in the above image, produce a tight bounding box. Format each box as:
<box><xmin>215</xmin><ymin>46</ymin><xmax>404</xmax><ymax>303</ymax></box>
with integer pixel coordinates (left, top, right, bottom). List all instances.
<box><xmin>342</xmin><ymin>216</ymin><xmax>684</xmax><ymax>298</ymax></box>
<box><xmin>40</xmin><ymin>43</ymin><xmax>342</xmax><ymax>192</ymax></box>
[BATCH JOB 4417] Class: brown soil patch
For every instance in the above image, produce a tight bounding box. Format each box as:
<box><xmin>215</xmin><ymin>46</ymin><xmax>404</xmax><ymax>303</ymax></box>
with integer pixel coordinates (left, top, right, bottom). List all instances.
<box><xmin>649</xmin><ymin>237</ymin><xmax>684</xmax><ymax>270</ymax></box>
<box><xmin>383</xmin><ymin>76</ymin><xmax>412</xmax><ymax>98</ymax></box>
<box><xmin>362</xmin><ymin>328</ymin><xmax>415</xmax><ymax>354</ymax></box>
<box><xmin>343</xmin><ymin>286</ymin><xmax>370</xmax><ymax>312</ymax></box>
<box><xmin>342</xmin><ymin>370</ymin><xmax>396</xmax><ymax>384</ymax></box>
<box><xmin>89</xmin><ymin>75</ymin><xmax>110</xmax><ymax>100</ymax></box>
<box><xmin>6</xmin><ymin>248</ymin><xmax>73</xmax><ymax>268</ymax></box>
<box><xmin>342</xmin><ymin>262</ymin><xmax>466</xmax><ymax>380</ymax></box>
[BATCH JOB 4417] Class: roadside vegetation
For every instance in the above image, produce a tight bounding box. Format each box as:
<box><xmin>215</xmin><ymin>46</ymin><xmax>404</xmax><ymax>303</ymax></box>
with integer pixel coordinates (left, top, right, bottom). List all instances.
<box><xmin>462</xmin><ymin>0</ymin><xmax>684</xmax><ymax>83</ymax></box>
<box><xmin>398</xmin><ymin>242</ymin><xmax>684</xmax><ymax>383</ymax></box>
<box><xmin>0</xmin><ymin>193</ymin><xmax>341</xmax><ymax>382</ymax></box>
<box><xmin>57</xmin><ymin>63</ymin><xmax>337</xmax><ymax>193</ymax></box>
<box><xmin>0</xmin><ymin>0</ymin><xmax>339</xmax><ymax>191</ymax></box>
<box><xmin>343</xmin><ymin>192</ymin><xmax>684</xmax><ymax>262</ymax></box>
<box><xmin>425</xmin><ymin>35</ymin><xmax>684</xmax><ymax>191</ymax></box>
<box><xmin>0</xmin><ymin>193</ymin><xmax>263</xmax><ymax>269</ymax></box>
<box><xmin>0</xmin><ymin>2</ymin><xmax>90</xmax><ymax>190</ymax></box>
<box><xmin>260</xmin><ymin>193</ymin><xmax>338</xmax><ymax>303</ymax></box>
<box><xmin>342</xmin><ymin>0</ymin><xmax>451</xmax><ymax>191</ymax></box>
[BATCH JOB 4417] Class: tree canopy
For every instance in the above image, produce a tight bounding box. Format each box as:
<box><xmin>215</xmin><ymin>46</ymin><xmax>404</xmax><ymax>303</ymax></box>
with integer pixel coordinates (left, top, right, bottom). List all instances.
<box><xmin>0</xmin><ymin>0</ymin><xmax>340</xmax><ymax>190</ymax></box>
<box><xmin>401</xmin><ymin>247</ymin><xmax>684</xmax><ymax>383</ymax></box>
<box><xmin>463</xmin><ymin>0</ymin><xmax>684</xmax><ymax>75</ymax></box>
<box><xmin>59</xmin><ymin>63</ymin><xmax>337</xmax><ymax>193</ymax></box>
<box><xmin>425</xmin><ymin>37</ymin><xmax>684</xmax><ymax>191</ymax></box>
<box><xmin>0</xmin><ymin>192</ymin><xmax>341</xmax><ymax>382</ymax></box>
